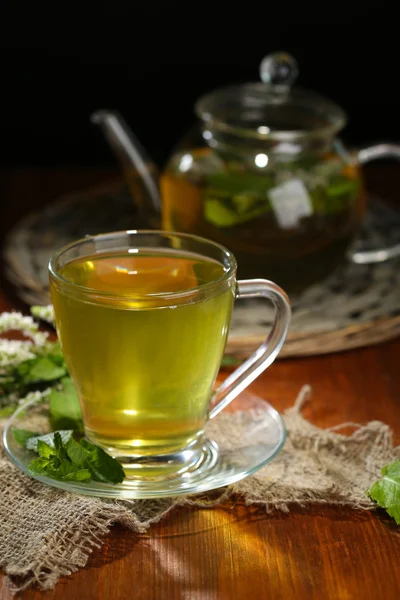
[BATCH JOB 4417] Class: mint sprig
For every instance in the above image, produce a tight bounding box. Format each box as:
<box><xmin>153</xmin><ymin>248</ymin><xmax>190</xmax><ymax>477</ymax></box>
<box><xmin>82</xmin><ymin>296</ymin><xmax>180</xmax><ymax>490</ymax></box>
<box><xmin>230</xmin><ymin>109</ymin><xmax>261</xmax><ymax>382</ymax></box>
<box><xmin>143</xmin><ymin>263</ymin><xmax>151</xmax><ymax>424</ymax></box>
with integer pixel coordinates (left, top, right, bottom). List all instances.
<box><xmin>13</xmin><ymin>429</ymin><xmax>125</xmax><ymax>484</ymax></box>
<box><xmin>368</xmin><ymin>460</ymin><xmax>400</xmax><ymax>524</ymax></box>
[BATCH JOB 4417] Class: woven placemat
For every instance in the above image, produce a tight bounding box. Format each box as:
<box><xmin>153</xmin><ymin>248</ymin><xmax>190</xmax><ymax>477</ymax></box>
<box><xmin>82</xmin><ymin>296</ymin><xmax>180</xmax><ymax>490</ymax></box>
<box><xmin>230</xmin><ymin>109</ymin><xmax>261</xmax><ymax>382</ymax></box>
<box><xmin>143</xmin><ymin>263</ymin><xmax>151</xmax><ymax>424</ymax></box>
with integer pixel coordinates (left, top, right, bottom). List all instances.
<box><xmin>3</xmin><ymin>181</ymin><xmax>400</xmax><ymax>358</ymax></box>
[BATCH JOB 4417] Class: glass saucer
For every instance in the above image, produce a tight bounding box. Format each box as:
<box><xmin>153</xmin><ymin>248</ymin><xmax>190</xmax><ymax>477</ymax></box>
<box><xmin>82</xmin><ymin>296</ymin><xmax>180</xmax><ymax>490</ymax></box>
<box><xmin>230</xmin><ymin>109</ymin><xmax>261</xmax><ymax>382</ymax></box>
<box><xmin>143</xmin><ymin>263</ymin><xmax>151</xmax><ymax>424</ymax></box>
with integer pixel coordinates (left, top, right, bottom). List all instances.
<box><xmin>3</xmin><ymin>390</ymin><xmax>286</xmax><ymax>499</ymax></box>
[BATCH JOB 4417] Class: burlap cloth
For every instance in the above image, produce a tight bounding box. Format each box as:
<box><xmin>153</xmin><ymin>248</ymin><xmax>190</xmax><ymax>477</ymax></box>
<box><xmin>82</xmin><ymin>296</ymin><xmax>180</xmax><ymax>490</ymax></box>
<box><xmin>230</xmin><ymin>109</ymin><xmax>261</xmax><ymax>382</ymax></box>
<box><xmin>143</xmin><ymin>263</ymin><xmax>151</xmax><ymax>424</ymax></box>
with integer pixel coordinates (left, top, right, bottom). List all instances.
<box><xmin>1</xmin><ymin>386</ymin><xmax>399</xmax><ymax>593</ymax></box>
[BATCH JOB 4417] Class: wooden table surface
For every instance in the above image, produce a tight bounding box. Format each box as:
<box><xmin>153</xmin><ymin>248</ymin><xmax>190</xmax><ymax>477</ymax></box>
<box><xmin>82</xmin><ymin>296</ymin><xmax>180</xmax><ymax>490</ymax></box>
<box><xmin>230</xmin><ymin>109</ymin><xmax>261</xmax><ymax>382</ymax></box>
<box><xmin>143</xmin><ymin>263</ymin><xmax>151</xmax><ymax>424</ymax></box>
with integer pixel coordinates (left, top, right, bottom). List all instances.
<box><xmin>1</xmin><ymin>166</ymin><xmax>400</xmax><ymax>599</ymax></box>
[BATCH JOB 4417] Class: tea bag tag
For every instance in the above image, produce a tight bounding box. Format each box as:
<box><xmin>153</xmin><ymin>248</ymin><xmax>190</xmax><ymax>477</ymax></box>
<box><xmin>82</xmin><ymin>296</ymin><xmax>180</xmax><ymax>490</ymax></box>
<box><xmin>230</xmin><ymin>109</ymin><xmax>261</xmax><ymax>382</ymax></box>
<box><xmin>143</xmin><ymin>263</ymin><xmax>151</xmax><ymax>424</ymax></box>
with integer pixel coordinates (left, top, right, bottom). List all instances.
<box><xmin>268</xmin><ymin>179</ymin><xmax>313</xmax><ymax>229</ymax></box>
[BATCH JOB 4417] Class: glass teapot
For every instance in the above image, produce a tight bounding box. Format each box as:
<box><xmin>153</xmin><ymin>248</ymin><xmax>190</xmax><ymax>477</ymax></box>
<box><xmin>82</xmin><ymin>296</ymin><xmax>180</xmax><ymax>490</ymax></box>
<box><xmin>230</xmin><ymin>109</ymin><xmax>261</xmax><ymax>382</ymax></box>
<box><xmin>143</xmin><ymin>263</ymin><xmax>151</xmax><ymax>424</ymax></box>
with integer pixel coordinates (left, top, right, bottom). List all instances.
<box><xmin>92</xmin><ymin>52</ymin><xmax>400</xmax><ymax>293</ymax></box>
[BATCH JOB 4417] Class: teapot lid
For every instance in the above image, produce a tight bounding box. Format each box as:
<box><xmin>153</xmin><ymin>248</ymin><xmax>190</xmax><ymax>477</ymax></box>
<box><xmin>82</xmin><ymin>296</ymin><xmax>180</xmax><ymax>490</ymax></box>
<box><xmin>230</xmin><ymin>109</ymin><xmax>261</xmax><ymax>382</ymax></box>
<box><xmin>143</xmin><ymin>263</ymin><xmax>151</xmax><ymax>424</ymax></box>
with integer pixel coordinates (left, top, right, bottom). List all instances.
<box><xmin>195</xmin><ymin>52</ymin><xmax>346</xmax><ymax>141</ymax></box>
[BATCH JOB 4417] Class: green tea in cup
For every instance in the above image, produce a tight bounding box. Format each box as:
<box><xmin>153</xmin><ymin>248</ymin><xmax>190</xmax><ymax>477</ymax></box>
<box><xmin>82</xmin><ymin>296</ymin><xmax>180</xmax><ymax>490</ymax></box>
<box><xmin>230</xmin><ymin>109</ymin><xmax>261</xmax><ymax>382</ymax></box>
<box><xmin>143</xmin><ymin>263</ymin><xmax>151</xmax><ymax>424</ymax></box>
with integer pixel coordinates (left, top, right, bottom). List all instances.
<box><xmin>51</xmin><ymin>250</ymin><xmax>233</xmax><ymax>454</ymax></box>
<box><xmin>49</xmin><ymin>231</ymin><xmax>290</xmax><ymax>480</ymax></box>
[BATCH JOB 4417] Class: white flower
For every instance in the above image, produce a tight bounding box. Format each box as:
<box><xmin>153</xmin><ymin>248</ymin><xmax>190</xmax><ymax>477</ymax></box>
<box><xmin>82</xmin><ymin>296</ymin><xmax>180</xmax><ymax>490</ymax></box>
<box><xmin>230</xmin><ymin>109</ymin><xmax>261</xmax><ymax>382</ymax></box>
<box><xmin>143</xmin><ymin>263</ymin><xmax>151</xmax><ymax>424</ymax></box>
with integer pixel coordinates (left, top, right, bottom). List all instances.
<box><xmin>0</xmin><ymin>312</ymin><xmax>48</xmax><ymax>346</ymax></box>
<box><xmin>0</xmin><ymin>339</ymin><xmax>36</xmax><ymax>367</ymax></box>
<box><xmin>31</xmin><ymin>305</ymin><xmax>55</xmax><ymax>325</ymax></box>
<box><xmin>18</xmin><ymin>387</ymin><xmax>52</xmax><ymax>405</ymax></box>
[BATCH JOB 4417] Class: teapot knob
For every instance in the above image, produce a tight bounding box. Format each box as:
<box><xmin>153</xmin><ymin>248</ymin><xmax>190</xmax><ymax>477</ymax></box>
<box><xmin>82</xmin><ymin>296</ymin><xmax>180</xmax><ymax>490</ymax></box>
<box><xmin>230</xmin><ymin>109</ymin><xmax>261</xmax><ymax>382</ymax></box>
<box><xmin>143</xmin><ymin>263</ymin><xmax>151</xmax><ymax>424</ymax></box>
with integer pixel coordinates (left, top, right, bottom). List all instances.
<box><xmin>259</xmin><ymin>52</ymin><xmax>299</xmax><ymax>88</ymax></box>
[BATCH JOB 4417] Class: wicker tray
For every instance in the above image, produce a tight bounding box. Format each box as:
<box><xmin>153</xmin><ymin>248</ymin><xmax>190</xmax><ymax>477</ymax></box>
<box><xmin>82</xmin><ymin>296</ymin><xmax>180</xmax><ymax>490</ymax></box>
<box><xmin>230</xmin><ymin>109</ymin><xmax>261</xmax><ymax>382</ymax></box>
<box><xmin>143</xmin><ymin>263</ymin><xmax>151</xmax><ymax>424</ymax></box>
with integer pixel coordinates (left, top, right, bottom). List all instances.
<box><xmin>3</xmin><ymin>180</ymin><xmax>400</xmax><ymax>358</ymax></box>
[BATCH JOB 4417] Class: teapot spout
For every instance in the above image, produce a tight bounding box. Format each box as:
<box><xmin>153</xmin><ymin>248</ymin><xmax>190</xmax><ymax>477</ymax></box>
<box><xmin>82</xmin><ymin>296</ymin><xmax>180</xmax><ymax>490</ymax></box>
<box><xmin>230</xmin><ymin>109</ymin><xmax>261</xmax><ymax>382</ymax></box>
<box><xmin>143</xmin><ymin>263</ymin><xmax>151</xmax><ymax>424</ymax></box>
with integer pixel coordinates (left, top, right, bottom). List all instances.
<box><xmin>91</xmin><ymin>110</ymin><xmax>161</xmax><ymax>223</ymax></box>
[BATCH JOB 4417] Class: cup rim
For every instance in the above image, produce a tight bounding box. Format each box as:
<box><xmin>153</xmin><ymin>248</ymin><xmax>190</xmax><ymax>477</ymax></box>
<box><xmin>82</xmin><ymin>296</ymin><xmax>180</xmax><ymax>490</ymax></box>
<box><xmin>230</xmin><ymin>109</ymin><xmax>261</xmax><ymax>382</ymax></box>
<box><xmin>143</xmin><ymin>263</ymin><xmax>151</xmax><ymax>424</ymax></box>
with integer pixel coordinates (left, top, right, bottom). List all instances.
<box><xmin>48</xmin><ymin>229</ymin><xmax>237</xmax><ymax>302</ymax></box>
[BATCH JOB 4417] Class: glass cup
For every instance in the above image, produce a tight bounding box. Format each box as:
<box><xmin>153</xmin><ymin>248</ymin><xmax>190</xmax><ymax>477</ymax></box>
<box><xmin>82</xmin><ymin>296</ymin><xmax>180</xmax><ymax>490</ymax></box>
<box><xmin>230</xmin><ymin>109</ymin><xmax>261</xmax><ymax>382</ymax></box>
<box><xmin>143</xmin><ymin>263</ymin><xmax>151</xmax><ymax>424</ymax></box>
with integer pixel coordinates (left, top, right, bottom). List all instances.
<box><xmin>49</xmin><ymin>230</ymin><xmax>291</xmax><ymax>480</ymax></box>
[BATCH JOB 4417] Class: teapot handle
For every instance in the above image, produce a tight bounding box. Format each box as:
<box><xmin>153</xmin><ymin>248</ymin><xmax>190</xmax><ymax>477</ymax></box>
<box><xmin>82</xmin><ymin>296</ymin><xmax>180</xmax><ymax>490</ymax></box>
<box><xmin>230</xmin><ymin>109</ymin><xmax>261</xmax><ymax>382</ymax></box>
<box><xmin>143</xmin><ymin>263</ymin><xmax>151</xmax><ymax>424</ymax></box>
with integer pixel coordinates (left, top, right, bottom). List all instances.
<box><xmin>349</xmin><ymin>143</ymin><xmax>400</xmax><ymax>264</ymax></box>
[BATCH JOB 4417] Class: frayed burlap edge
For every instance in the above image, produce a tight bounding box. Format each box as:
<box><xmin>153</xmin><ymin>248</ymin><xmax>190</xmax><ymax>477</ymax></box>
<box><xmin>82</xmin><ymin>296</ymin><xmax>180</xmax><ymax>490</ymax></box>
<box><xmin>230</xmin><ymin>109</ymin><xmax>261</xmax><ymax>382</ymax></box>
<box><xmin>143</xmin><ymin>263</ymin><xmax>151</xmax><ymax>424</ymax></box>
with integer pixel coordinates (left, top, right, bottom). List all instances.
<box><xmin>1</xmin><ymin>385</ymin><xmax>398</xmax><ymax>593</ymax></box>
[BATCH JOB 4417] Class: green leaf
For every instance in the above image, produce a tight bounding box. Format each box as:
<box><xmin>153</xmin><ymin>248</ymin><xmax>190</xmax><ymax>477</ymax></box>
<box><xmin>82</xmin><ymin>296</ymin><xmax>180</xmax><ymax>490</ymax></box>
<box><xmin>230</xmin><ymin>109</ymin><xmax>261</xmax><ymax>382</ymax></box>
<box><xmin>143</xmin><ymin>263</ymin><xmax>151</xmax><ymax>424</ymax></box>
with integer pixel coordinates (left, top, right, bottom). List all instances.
<box><xmin>13</xmin><ymin>428</ymin><xmax>40</xmax><ymax>446</ymax></box>
<box><xmin>204</xmin><ymin>197</ymin><xmax>241</xmax><ymax>227</ymax></box>
<box><xmin>37</xmin><ymin>439</ymin><xmax>56</xmax><ymax>459</ymax></box>
<box><xmin>28</xmin><ymin>358</ymin><xmax>66</xmax><ymax>382</ymax></box>
<box><xmin>45</xmin><ymin>342</ymin><xmax>65</xmax><ymax>366</ymax></box>
<box><xmin>26</xmin><ymin>430</ymin><xmax>73</xmax><ymax>452</ymax></box>
<box><xmin>24</xmin><ymin>428</ymin><xmax>125</xmax><ymax>485</ymax></box>
<box><xmin>49</xmin><ymin>377</ymin><xmax>82</xmax><ymax>431</ymax></box>
<box><xmin>202</xmin><ymin>167</ymin><xmax>360</xmax><ymax>229</ymax></box>
<box><xmin>368</xmin><ymin>460</ymin><xmax>400</xmax><ymax>524</ymax></box>
<box><xmin>16</xmin><ymin>357</ymin><xmax>66</xmax><ymax>384</ymax></box>
<box><xmin>66</xmin><ymin>437</ymin><xmax>91</xmax><ymax>466</ymax></box>
<box><xmin>204</xmin><ymin>196</ymin><xmax>270</xmax><ymax>228</ymax></box>
<box><xmin>63</xmin><ymin>469</ymin><xmax>92</xmax><ymax>482</ymax></box>
<box><xmin>53</xmin><ymin>431</ymin><xmax>69</xmax><ymax>460</ymax></box>
<box><xmin>28</xmin><ymin>457</ymin><xmax>53</xmax><ymax>476</ymax></box>
<box><xmin>28</xmin><ymin>455</ymin><xmax>91</xmax><ymax>482</ymax></box>
<box><xmin>327</xmin><ymin>179</ymin><xmax>357</xmax><ymax>197</ymax></box>
<box><xmin>66</xmin><ymin>437</ymin><xmax>124</xmax><ymax>483</ymax></box>
<box><xmin>80</xmin><ymin>438</ymin><xmax>125</xmax><ymax>484</ymax></box>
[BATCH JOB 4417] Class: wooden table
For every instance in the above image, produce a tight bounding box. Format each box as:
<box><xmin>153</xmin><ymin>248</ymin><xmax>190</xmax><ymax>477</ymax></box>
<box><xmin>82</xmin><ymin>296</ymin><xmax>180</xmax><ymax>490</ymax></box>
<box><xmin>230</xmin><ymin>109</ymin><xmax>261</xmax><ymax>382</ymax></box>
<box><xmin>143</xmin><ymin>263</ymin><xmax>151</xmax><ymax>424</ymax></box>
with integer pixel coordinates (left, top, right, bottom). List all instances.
<box><xmin>1</xmin><ymin>167</ymin><xmax>400</xmax><ymax>599</ymax></box>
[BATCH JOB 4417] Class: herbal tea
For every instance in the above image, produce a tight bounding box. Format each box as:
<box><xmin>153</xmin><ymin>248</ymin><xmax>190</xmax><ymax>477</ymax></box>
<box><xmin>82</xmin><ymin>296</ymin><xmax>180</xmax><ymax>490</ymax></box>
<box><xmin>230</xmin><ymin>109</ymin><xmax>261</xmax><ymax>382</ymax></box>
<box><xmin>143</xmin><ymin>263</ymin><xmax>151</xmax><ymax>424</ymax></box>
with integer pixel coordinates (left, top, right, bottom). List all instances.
<box><xmin>50</xmin><ymin>250</ymin><xmax>234</xmax><ymax>455</ymax></box>
<box><xmin>161</xmin><ymin>149</ymin><xmax>364</xmax><ymax>292</ymax></box>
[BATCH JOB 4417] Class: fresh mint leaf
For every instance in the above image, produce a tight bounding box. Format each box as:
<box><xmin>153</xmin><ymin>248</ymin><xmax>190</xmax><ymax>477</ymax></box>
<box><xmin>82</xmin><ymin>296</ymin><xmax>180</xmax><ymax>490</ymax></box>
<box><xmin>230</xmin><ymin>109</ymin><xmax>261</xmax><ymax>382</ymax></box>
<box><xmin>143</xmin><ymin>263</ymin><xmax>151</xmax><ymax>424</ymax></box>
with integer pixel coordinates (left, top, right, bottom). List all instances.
<box><xmin>49</xmin><ymin>377</ymin><xmax>82</xmax><ymax>431</ymax></box>
<box><xmin>66</xmin><ymin>437</ymin><xmax>124</xmax><ymax>483</ymax></box>
<box><xmin>13</xmin><ymin>428</ymin><xmax>40</xmax><ymax>446</ymax></box>
<box><xmin>369</xmin><ymin>460</ymin><xmax>400</xmax><ymax>524</ymax></box>
<box><xmin>46</xmin><ymin>457</ymin><xmax>79</xmax><ymax>480</ymax></box>
<box><xmin>28</xmin><ymin>358</ymin><xmax>66</xmax><ymax>382</ymax></box>
<box><xmin>16</xmin><ymin>357</ymin><xmax>66</xmax><ymax>384</ymax></box>
<box><xmin>36</xmin><ymin>439</ymin><xmax>56</xmax><ymax>459</ymax></box>
<box><xmin>26</xmin><ymin>430</ymin><xmax>73</xmax><ymax>452</ymax></box>
<box><xmin>46</xmin><ymin>342</ymin><xmax>66</xmax><ymax>366</ymax></box>
<box><xmin>28</xmin><ymin>455</ymin><xmax>91</xmax><ymax>482</ymax></box>
<box><xmin>24</xmin><ymin>428</ymin><xmax>125</xmax><ymax>485</ymax></box>
<box><xmin>28</xmin><ymin>456</ymin><xmax>53</xmax><ymax>476</ymax></box>
<box><xmin>63</xmin><ymin>469</ymin><xmax>92</xmax><ymax>482</ymax></box>
<box><xmin>66</xmin><ymin>437</ymin><xmax>91</xmax><ymax>466</ymax></box>
<box><xmin>80</xmin><ymin>439</ymin><xmax>125</xmax><ymax>484</ymax></box>
<box><xmin>53</xmin><ymin>431</ymin><xmax>68</xmax><ymax>459</ymax></box>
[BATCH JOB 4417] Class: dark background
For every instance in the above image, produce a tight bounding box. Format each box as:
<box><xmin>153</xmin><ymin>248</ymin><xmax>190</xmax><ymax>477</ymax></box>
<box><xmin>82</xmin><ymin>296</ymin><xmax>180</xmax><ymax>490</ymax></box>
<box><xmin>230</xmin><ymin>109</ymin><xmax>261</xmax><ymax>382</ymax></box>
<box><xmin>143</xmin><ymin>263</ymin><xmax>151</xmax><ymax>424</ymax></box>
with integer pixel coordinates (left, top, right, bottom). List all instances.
<box><xmin>0</xmin><ymin>1</ymin><xmax>398</xmax><ymax>169</ymax></box>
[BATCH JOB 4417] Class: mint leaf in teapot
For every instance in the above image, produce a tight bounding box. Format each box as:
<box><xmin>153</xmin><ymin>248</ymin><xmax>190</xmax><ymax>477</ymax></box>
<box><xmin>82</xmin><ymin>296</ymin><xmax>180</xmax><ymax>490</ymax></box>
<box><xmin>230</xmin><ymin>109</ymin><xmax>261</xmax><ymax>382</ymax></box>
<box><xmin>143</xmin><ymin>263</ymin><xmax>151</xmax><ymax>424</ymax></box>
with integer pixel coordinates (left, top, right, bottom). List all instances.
<box><xmin>368</xmin><ymin>460</ymin><xmax>400</xmax><ymax>524</ymax></box>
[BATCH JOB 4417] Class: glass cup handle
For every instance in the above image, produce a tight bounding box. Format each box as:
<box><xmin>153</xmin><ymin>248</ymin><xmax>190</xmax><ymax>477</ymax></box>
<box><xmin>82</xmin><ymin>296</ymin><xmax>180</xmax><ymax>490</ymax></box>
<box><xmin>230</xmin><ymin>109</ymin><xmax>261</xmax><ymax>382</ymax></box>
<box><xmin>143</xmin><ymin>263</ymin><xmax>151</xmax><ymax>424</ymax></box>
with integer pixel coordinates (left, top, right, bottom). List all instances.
<box><xmin>349</xmin><ymin>143</ymin><xmax>400</xmax><ymax>264</ymax></box>
<box><xmin>209</xmin><ymin>279</ymin><xmax>291</xmax><ymax>419</ymax></box>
